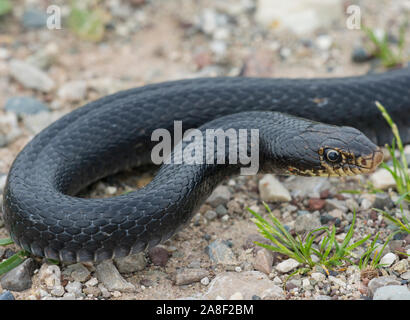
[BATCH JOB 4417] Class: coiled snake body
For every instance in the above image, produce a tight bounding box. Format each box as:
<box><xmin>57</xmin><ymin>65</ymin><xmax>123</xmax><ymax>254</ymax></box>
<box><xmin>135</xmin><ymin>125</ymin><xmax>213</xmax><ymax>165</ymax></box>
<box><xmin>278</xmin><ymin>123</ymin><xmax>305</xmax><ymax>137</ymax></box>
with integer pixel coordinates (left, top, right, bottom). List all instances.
<box><xmin>3</xmin><ymin>68</ymin><xmax>410</xmax><ymax>263</ymax></box>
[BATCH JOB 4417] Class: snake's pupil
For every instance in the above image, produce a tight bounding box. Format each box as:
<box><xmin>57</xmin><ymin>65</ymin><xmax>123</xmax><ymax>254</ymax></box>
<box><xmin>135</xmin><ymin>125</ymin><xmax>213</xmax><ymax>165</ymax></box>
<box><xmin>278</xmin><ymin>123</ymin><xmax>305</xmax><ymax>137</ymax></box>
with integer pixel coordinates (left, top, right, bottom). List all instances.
<box><xmin>326</xmin><ymin>150</ymin><xmax>340</xmax><ymax>162</ymax></box>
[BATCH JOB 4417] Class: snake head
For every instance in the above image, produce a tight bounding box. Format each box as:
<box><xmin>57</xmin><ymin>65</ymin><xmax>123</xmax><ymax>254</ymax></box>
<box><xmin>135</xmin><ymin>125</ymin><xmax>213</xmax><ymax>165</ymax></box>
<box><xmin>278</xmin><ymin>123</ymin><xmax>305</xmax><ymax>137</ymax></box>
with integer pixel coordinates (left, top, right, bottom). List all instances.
<box><xmin>283</xmin><ymin>124</ymin><xmax>384</xmax><ymax>177</ymax></box>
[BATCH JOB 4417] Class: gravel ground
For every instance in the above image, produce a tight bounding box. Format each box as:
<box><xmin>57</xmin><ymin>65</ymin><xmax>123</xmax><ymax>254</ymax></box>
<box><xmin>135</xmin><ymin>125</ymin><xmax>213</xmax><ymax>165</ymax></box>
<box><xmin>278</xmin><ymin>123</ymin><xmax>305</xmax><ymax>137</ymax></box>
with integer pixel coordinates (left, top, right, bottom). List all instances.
<box><xmin>0</xmin><ymin>0</ymin><xmax>410</xmax><ymax>300</ymax></box>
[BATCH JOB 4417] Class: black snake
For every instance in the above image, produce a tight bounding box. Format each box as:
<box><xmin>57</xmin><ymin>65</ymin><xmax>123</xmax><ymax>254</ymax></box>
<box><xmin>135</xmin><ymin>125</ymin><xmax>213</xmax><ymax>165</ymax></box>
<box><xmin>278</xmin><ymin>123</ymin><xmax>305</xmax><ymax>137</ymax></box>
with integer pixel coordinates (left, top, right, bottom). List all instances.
<box><xmin>3</xmin><ymin>67</ymin><xmax>410</xmax><ymax>263</ymax></box>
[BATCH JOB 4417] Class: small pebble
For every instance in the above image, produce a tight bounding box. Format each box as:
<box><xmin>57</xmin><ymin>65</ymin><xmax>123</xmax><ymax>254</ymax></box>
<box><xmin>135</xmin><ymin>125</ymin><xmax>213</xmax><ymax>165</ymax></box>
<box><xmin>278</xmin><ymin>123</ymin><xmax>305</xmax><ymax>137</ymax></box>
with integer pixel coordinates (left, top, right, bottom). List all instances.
<box><xmin>373</xmin><ymin>285</ymin><xmax>410</xmax><ymax>300</ymax></box>
<box><xmin>380</xmin><ymin>253</ymin><xmax>397</xmax><ymax>267</ymax></box>
<box><xmin>5</xmin><ymin>97</ymin><xmax>49</xmax><ymax>116</ymax></box>
<box><xmin>351</xmin><ymin>46</ymin><xmax>373</xmax><ymax>63</ymax></box>
<box><xmin>275</xmin><ymin>258</ymin><xmax>300</xmax><ymax>273</ymax></box>
<box><xmin>0</xmin><ymin>291</ymin><xmax>15</xmax><ymax>300</ymax></box>
<box><xmin>22</xmin><ymin>8</ymin><xmax>48</xmax><ymax>29</ymax></box>
<box><xmin>204</xmin><ymin>210</ymin><xmax>217</xmax><ymax>221</ymax></box>
<box><xmin>175</xmin><ymin>269</ymin><xmax>209</xmax><ymax>286</ymax></box>
<box><xmin>148</xmin><ymin>247</ymin><xmax>170</xmax><ymax>267</ymax></box>
<box><xmin>206</xmin><ymin>186</ymin><xmax>231</xmax><ymax>207</ymax></box>
<box><xmin>259</xmin><ymin>174</ymin><xmax>291</xmax><ymax>202</ymax></box>
<box><xmin>206</xmin><ymin>240</ymin><xmax>237</xmax><ymax>266</ymax></box>
<box><xmin>9</xmin><ymin>59</ymin><xmax>55</xmax><ymax>92</ymax></box>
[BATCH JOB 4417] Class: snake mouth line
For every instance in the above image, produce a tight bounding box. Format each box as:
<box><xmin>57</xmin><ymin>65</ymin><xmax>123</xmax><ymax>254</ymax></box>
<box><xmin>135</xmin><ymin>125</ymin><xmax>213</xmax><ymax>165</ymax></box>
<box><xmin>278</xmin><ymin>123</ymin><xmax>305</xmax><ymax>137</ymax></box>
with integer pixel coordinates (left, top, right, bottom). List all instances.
<box><xmin>326</xmin><ymin>148</ymin><xmax>384</xmax><ymax>177</ymax></box>
<box><xmin>287</xmin><ymin>148</ymin><xmax>384</xmax><ymax>177</ymax></box>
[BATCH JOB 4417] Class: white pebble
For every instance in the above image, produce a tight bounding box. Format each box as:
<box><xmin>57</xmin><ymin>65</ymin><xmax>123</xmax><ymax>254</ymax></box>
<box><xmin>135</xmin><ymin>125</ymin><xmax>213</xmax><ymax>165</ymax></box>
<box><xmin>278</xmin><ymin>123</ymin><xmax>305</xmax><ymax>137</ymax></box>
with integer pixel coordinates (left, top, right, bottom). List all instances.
<box><xmin>259</xmin><ymin>174</ymin><xmax>291</xmax><ymax>202</ymax></box>
<box><xmin>316</xmin><ymin>35</ymin><xmax>333</xmax><ymax>50</ymax></box>
<box><xmin>380</xmin><ymin>253</ymin><xmax>397</xmax><ymax>267</ymax></box>
<box><xmin>85</xmin><ymin>277</ymin><xmax>99</xmax><ymax>287</ymax></box>
<box><xmin>370</xmin><ymin>169</ymin><xmax>400</xmax><ymax>190</ymax></box>
<box><xmin>50</xmin><ymin>285</ymin><xmax>65</xmax><ymax>297</ymax></box>
<box><xmin>112</xmin><ymin>291</ymin><xmax>122</xmax><ymax>298</ymax></box>
<box><xmin>200</xmin><ymin>277</ymin><xmax>210</xmax><ymax>285</ymax></box>
<box><xmin>311</xmin><ymin>272</ymin><xmax>326</xmax><ymax>282</ymax></box>
<box><xmin>65</xmin><ymin>281</ymin><xmax>83</xmax><ymax>297</ymax></box>
<box><xmin>275</xmin><ymin>258</ymin><xmax>300</xmax><ymax>273</ymax></box>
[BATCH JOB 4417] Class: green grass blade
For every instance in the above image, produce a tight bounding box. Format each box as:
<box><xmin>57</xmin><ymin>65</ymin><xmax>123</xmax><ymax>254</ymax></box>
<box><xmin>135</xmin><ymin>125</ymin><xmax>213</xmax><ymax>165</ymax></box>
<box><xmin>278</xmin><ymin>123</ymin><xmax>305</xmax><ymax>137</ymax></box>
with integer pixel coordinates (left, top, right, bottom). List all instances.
<box><xmin>0</xmin><ymin>251</ymin><xmax>28</xmax><ymax>276</ymax></box>
<box><xmin>0</xmin><ymin>238</ymin><xmax>14</xmax><ymax>246</ymax></box>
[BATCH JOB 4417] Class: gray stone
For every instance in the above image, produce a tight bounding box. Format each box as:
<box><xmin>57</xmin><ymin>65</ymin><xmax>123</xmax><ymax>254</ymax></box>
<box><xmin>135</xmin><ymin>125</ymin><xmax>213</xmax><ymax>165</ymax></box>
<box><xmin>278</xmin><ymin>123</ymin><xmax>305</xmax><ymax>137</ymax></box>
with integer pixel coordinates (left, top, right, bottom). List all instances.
<box><xmin>22</xmin><ymin>8</ymin><xmax>48</xmax><ymax>29</ymax></box>
<box><xmin>0</xmin><ymin>290</ymin><xmax>15</xmax><ymax>300</ymax></box>
<box><xmin>373</xmin><ymin>194</ymin><xmax>393</xmax><ymax>210</ymax></box>
<box><xmin>260</xmin><ymin>285</ymin><xmax>285</xmax><ymax>300</ymax></box>
<box><xmin>352</xmin><ymin>46</ymin><xmax>373</xmax><ymax>63</ymax></box>
<box><xmin>275</xmin><ymin>258</ymin><xmax>300</xmax><ymax>273</ymax></box>
<box><xmin>253</xmin><ymin>248</ymin><xmax>273</xmax><ymax>275</ymax></box>
<box><xmin>5</xmin><ymin>97</ymin><xmax>49</xmax><ymax>115</ymax></box>
<box><xmin>204</xmin><ymin>210</ymin><xmax>218</xmax><ymax>221</ymax></box>
<box><xmin>65</xmin><ymin>281</ymin><xmax>83</xmax><ymax>297</ymax></box>
<box><xmin>206</xmin><ymin>186</ymin><xmax>231</xmax><ymax>207</ymax></box>
<box><xmin>83</xmin><ymin>285</ymin><xmax>101</xmax><ymax>297</ymax></box>
<box><xmin>206</xmin><ymin>240</ymin><xmax>237</xmax><ymax>266</ymax></box>
<box><xmin>9</xmin><ymin>59</ymin><xmax>55</xmax><ymax>92</ymax></box>
<box><xmin>50</xmin><ymin>285</ymin><xmax>65</xmax><ymax>297</ymax></box>
<box><xmin>61</xmin><ymin>293</ymin><xmax>77</xmax><ymax>300</ymax></box>
<box><xmin>294</xmin><ymin>214</ymin><xmax>321</xmax><ymax>234</ymax></box>
<box><xmin>148</xmin><ymin>246</ymin><xmax>170</xmax><ymax>267</ymax></box>
<box><xmin>85</xmin><ymin>277</ymin><xmax>98</xmax><ymax>287</ymax></box>
<box><xmin>311</xmin><ymin>272</ymin><xmax>326</xmax><ymax>282</ymax></box>
<box><xmin>368</xmin><ymin>276</ymin><xmax>401</xmax><ymax>297</ymax></box>
<box><xmin>95</xmin><ymin>260</ymin><xmax>135</xmax><ymax>293</ymax></box>
<box><xmin>325</xmin><ymin>199</ymin><xmax>348</xmax><ymax>213</ymax></box>
<box><xmin>315</xmin><ymin>295</ymin><xmax>332</xmax><ymax>300</ymax></box>
<box><xmin>203</xmin><ymin>271</ymin><xmax>282</xmax><ymax>300</ymax></box>
<box><xmin>391</xmin><ymin>260</ymin><xmax>409</xmax><ymax>274</ymax></box>
<box><xmin>62</xmin><ymin>263</ymin><xmax>91</xmax><ymax>282</ymax></box>
<box><xmin>215</xmin><ymin>204</ymin><xmax>228</xmax><ymax>217</ymax></box>
<box><xmin>0</xmin><ymin>258</ymin><xmax>35</xmax><ymax>292</ymax></box>
<box><xmin>259</xmin><ymin>174</ymin><xmax>291</xmax><ymax>202</ymax></box>
<box><xmin>286</xmin><ymin>279</ymin><xmax>302</xmax><ymax>291</ymax></box>
<box><xmin>38</xmin><ymin>264</ymin><xmax>61</xmax><ymax>289</ymax></box>
<box><xmin>373</xmin><ymin>285</ymin><xmax>410</xmax><ymax>300</ymax></box>
<box><xmin>114</xmin><ymin>252</ymin><xmax>147</xmax><ymax>273</ymax></box>
<box><xmin>175</xmin><ymin>268</ymin><xmax>210</xmax><ymax>286</ymax></box>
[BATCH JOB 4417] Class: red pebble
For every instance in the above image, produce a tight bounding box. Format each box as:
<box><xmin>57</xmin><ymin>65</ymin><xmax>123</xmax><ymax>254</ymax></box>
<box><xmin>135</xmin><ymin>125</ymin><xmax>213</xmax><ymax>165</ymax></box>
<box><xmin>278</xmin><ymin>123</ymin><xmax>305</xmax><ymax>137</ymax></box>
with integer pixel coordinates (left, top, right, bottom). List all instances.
<box><xmin>308</xmin><ymin>198</ymin><xmax>326</xmax><ymax>211</ymax></box>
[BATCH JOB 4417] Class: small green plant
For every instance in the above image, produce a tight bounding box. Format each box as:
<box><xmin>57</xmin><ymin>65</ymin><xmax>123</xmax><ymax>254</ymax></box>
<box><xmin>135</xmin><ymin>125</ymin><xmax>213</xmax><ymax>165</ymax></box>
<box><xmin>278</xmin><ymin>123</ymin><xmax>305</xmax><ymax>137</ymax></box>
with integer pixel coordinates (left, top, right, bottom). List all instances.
<box><xmin>358</xmin><ymin>232</ymin><xmax>393</xmax><ymax>271</ymax></box>
<box><xmin>363</xmin><ymin>21</ymin><xmax>407</xmax><ymax>68</ymax></box>
<box><xmin>0</xmin><ymin>0</ymin><xmax>11</xmax><ymax>16</ymax></box>
<box><xmin>374</xmin><ymin>199</ymin><xmax>410</xmax><ymax>236</ymax></box>
<box><xmin>248</xmin><ymin>203</ymin><xmax>371</xmax><ymax>273</ymax></box>
<box><xmin>376</xmin><ymin>101</ymin><xmax>410</xmax><ymax>202</ymax></box>
<box><xmin>0</xmin><ymin>238</ymin><xmax>29</xmax><ymax>276</ymax></box>
<box><xmin>68</xmin><ymin>0</ymin><xmax>107</xmax><ymax>42</ymax></box>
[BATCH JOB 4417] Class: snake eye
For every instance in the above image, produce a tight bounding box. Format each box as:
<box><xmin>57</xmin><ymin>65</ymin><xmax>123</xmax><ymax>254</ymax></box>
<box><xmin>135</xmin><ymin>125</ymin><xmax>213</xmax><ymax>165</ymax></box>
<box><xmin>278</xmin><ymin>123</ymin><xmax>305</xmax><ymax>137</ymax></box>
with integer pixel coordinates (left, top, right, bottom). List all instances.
<box><xmin>325</xmin><ymin>149</ymin><xmax>341</xmax><ymax>163</ymax></box>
